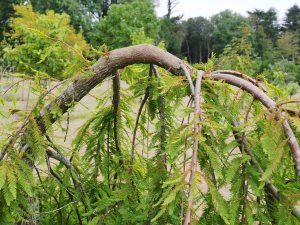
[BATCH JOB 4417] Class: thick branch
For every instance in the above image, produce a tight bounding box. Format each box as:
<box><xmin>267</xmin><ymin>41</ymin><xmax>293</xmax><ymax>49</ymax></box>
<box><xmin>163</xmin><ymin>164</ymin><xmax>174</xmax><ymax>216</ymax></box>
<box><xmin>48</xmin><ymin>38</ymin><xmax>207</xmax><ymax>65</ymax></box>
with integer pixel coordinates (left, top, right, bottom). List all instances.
<box><xmin>35</xmin><ymin>44</ymin><xmax>183</xmax><ymax>133</ymax></box>
<box><xmin>208</xmin><ymin>73</ymin><xmax>300</xmax><ymax>176</ymax></box>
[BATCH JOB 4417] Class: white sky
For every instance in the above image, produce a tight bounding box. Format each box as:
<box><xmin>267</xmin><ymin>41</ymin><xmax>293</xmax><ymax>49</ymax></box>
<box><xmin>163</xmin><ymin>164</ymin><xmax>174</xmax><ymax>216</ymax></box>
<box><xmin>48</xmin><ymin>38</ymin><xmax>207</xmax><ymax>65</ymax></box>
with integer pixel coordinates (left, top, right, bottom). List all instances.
<box><xmin>155</xmin><ymin>0</ymin><xmax>299</xmax><ymax>21</ymax></box>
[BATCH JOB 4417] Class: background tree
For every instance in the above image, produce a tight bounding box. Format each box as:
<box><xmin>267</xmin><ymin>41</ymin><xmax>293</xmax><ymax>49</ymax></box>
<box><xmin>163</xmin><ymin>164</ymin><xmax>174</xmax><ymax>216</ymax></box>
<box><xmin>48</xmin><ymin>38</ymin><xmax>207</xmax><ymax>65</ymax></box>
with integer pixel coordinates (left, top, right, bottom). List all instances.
<box><xmin>158</xmin><ymin>0</ymin><xmax>184</xmax><ymax>57</ymax></box>
<box><xmin>210</xmin><ymin>10</ymin><xmax>247</xmax><ymax>55</ymax></box>
<box><xmin>248</xmin><ymin>8</ymin><xmax>279</xmax><ymax>44</ymax></box>
<box><xmin>159</xmin><ymin>16</ymin><xmax>185</xmax><ymax>57</ymax></box>
<box><xmin>2</xmin><ymin>4</ymin><xmax>89</xmax><ymax>79</ymax></box>
<box><xmin>90</xmin><ymin>0</ymin><xmax>159</xmax><ymax>49</ymax></box>
<box><xmin>283</xmin><ymin>4</ymin><xmax>300</xmax><ymax>32</ymax></box>
<box><xmin>0</xmin><ymin>0</ymin><xmax>24</xmax><ymax>42</ymax></box>
<box><xmin>277</xmin><ymin>32</ymin><xmax>299</xmax><ymax>63</ymax></box>
<box><xmin>182</xmin><ymin>16</ymin><xmax>213</xmax><ymax>63</ymax></box>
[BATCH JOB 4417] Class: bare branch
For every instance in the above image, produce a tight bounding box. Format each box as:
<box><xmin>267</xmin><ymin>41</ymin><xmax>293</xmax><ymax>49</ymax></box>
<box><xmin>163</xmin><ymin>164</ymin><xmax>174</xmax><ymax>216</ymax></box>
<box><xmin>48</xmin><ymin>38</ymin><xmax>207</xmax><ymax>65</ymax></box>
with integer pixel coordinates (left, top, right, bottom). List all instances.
<box><xmin>130</xmin><ymin>67</ymin><xmax>151</xmax><ymax>176</ymax></box>
<box><xmin>181</xmin><ymin>64</ymin><xmax>195</xmax><ymax>96</ymax></box>
<box><xmin>184</xmin><ymin>70</ymin><xmax>203</xmax><ymax>225</ymax></box>
<box><xmin>212</xmin><ymin>70</ymin><xmax>267</xmax><ymax>92</ymax></box>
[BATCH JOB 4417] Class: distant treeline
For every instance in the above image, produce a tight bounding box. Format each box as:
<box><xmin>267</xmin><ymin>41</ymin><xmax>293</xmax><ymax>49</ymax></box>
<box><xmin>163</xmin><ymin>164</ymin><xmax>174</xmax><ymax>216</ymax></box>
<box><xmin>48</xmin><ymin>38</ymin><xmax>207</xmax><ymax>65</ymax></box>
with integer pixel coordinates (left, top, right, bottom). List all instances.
<box><xmin>0</xmin><ymin>0</ymin><xmax>299</xmax><ymax>77</ymax></box>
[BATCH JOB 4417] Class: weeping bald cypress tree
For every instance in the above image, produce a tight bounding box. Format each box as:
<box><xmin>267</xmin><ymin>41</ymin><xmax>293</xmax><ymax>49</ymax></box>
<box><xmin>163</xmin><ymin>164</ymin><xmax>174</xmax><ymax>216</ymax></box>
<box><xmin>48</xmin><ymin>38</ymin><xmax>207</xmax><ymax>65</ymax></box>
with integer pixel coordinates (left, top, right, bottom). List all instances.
<box><xmin>0</xmin><ymin>42</ymin><xmax>300</xmax><ymax>225</ymax></box>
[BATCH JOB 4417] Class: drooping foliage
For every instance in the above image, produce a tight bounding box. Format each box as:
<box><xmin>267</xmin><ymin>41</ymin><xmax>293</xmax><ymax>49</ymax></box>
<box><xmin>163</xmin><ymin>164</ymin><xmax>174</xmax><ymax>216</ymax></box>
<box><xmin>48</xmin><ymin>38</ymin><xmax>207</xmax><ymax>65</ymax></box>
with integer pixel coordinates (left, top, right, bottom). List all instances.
<box><xmin>0</xmin><ymin>29</ymin><xmax>300</xmax><ymax>225</ymax></box>
<box><xmin>0</xmin><ymin>1</ymin><xmax>300</xmax><ymax>225</ymax></box>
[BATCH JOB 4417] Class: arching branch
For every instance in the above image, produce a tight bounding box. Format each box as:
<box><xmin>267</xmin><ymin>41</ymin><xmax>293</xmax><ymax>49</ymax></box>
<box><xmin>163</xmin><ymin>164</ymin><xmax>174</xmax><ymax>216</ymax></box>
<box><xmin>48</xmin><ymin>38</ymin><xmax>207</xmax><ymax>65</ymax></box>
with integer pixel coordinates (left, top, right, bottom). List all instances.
<box><xmin>0</xmin><ymin>44</ymin><xmax>298</xmax><ymax>177</ymax></box>
<box><xmin>208</xmin><ymin>73</ymin><xmax>300</xmax><ymax>176</ymax></box>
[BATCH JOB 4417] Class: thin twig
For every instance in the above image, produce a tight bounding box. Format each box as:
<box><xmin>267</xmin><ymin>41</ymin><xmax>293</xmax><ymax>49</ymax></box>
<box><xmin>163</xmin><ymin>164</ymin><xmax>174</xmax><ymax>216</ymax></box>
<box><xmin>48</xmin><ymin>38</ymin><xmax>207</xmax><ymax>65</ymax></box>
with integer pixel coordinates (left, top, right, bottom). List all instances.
<box><xmin>180</xmin><ymin>96</ymin><xmax>193</xmax><ymax>225</ymax></box>
<box><xmin>130</xmin><ymin>66</ymin><xmax>151</xmax><ymax>176</ymax></box>
<box><xmin>184</xmin><ymin>71</ymin><xmax>203</xmax><ymax>225</ymax></box>
<box><xmin>40</xmin><ymin>202</ymin><xmax>77</xmax><ymax>214</ymax></box>
<box><xmin>181</xmin><ymin>64</ymin><xmax>195</xmax><ymax>96</ymax></box>
<box><xmin>64</xmin><ymin>112</ymin><xmax>70</xmax><ymax>142</ymax></box>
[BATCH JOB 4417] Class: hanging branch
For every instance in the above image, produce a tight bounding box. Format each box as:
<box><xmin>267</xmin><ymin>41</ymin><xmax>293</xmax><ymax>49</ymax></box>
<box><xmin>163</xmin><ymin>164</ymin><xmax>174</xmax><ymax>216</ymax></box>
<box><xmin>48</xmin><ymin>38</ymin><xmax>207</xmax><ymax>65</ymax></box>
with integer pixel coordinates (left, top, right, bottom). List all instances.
<box><xmin>34</xmin><ymin>165</ymin><xmax>63</xmax><ymax>224</ymax></box>
<box><xmin>231</xmin><ymin>120</ymin><xmax>300</xmax><ymax>218</ymax></box>
<box><xmin>45</xmin><ymin>134</ymin><xmax>89</xmax><ymax>212</ymax></box>
<box><xmin>180</xmin><ymin>97</ymin><xmax>193</xmax><ymax>225</ymax></box>
<box><xmin>152</xmin><ymin>65</ymin><xmax>167</xmax><ymax>168</ymax></box>
<box><xmin>112</xmin><ymin>71</ymin><xmax>121</xmax><ymax>158</ymax></box>
<box><xmin>209</xmin><ymin>73</ymin><xmax>300</xmax><ymax>177</ymax></box>
<box><xmin>45</xmin><ymin>154</ymin><xmax>83</xmax><ymax>225</ymax></box>
<box><xmin>184</xmin><ymin>70</ymin><xmax>203</xmax><ymax>225</ymax></box>
<box><xmin>232</xmin><ymin>121</ymin><xmax>279</xmax><ymax>197</ymax></box>
<box><xmin>107</xmin><ymin>125</ymin><xmax>111</xmax><ymax>188</ymax></box>
<box><xmin>232</xmin><ymin>120</ymin><xmax>283</xmax><ymax>196</ymax></box>
<box><xmin>130</xmin><ymin>65</ymin><xmax>151</xmax><ymax>176</ymax></box>
<box><xmin>181</xmin><ymin>64</ymin><xmax>195</xmax><ymax>96</ymax></box>
<box><xmin>112</xmin><ymin>71</ymin><xmax>123</xmax><ymax>189</ymax></box>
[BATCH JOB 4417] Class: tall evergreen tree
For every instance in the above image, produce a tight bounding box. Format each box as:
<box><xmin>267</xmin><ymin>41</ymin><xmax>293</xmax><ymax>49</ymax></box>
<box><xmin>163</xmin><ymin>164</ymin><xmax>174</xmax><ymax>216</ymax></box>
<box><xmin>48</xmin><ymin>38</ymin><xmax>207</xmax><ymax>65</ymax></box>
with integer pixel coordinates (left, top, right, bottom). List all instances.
<box><xmin>0</xmin><ymin>0</ymin><xmax>24</xmax><ymax>41</ymax></box>
<box><xmin>182</xmin><ymin>16</ymin><xmax>213</xmax><ymax>63</ymax></box>
<box><xmin>248</xmin><ymin>8</ymin><xmax>279</xmax><ymax>43</ymax></box>
<box><xmin>211</xmin><ymin>10</ymin><xmax>247</xmax><ymax>55</ymax></box>
<box><xmin>284</xmin><ymin>4</ymin><xmax>300</xmax><ymax>32</ymax></box>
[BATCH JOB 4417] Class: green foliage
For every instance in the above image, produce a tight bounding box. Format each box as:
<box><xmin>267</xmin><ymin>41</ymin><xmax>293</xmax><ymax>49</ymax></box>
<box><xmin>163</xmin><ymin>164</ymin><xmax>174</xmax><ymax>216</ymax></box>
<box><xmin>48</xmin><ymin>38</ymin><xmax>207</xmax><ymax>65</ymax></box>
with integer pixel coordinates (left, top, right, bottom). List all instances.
<box><xmin>90</xmin><ymin>0</ymin><xmax>159</xmax><ymax>49</ymax></box>
<box><xmin>0</xmin><ymin>2</ymin><xmax>300</xmax><ymax>224</ymax></box>
<box><xmin>211</xmin><ymin>10</ymin><xmax>247</xmax><ymax>55</ymax></box>
<box><xmin>1</xmin><ymin>53</ymin><xmax>300</xmax><ymax>224</ymax></box>
<box><xmin>218</xmin><ymin>25</ymin><xmax>258</xmax><ymax>74</ymax></box>
<box><xmin>182</xmin><ymin>16</ymin><xmax>213</xmax><ymax>63</ymax></box>
<box><xmin>2</xmin><ymin>4</ymin><xmax>90</xmax><ymax>79</ymax></box>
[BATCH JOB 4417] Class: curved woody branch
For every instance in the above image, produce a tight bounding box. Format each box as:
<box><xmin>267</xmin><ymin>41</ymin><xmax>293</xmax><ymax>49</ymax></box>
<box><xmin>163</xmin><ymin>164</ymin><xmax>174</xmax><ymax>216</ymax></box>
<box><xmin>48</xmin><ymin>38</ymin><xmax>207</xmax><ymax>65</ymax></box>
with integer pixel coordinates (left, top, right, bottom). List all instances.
<box><xmin>0</xmin><ymin>44</ymin><xmax>298</xmax><ymax>176</ymax></box>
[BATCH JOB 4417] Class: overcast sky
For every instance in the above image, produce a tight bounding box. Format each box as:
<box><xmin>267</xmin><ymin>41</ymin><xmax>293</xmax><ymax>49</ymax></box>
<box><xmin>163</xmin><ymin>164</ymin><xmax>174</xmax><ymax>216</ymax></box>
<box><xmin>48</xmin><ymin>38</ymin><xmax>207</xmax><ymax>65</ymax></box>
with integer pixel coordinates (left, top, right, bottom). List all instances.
<box><xmin>155</xmin><ymin>0</ymin><xmax>299</xmax><ymax>21</ymax></box>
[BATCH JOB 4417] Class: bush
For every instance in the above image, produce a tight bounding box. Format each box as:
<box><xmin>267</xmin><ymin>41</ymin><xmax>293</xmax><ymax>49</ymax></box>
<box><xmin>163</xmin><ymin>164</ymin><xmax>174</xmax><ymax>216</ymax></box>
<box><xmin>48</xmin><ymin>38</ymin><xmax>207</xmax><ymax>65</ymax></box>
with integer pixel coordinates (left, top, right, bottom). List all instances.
<box><xmin>2</xmin><ymin>4</ymin><xmax>90</xmax><ymax>79</ymax></box>
<box><xmin>90</xmin><ymin>0</ymin><xmax>159</xmax><ymax>49</ymax></box>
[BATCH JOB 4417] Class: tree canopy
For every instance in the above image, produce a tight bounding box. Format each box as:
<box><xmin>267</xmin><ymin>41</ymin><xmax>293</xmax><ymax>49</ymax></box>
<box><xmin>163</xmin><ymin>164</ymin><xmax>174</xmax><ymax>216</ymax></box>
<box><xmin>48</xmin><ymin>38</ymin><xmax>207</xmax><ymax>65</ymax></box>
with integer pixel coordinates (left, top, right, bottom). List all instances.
<box><xmin>0</xmin><ymin>2</ymin><xmax>300</xmax><ymax>224</ymax></box>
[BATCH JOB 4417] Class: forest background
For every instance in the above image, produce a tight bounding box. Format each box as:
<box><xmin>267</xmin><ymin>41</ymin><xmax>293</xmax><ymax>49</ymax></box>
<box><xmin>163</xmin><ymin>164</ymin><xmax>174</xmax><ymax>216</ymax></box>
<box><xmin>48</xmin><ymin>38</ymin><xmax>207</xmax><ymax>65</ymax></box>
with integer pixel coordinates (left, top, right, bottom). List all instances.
<box><xmin>0</xmin><ymin>0</ymin><xmax>299</xmax><ymax>84</ymax></box>
<box><xmin>0</xmin><ymin>1</ymin><xmax>300</xmax><ymax>224</ymax></box>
